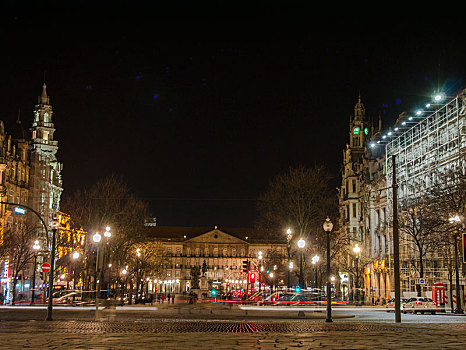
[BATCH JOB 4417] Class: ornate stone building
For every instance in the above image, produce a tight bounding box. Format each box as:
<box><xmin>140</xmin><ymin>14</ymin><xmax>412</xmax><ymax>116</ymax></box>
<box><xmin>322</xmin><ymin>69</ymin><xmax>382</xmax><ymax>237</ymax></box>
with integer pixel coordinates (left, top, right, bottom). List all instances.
<box><xmin>145</xmin><ymin>226</ymin><xmax>287</xmax><ymax>294</ymax></box>
<box><xmin>339</xmin><ymin>95</ymin><xmax>392</xmax><ymax>302</ymax></box>
<box><xmin>340</xmin><ymin>89</ymin><xmax>466</xmax><ymax>304</ymax></box>
<box><xmin>28</xmin><ymin>83</ymin><xmax>63</xmax><ymax>236</ymax></box>
<box><xmin>0</xmin><ymin>83</ymin><xmax>63</xmax><ymax>302</ymax></box>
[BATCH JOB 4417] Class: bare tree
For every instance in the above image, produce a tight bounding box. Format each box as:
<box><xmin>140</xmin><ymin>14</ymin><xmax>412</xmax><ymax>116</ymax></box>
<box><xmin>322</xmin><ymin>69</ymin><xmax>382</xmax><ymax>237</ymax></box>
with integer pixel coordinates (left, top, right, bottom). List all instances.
<box><xmin>256</xmin><ymin>165</ymin><xmax>339</xmax><ymax>284</ymax></box>
<box><xmin>399</xmin><ymin>195</ymin><xmax>441</xmax><ymax>296</ymax></box>
<box><xmin>427</xmin><ymin>158</ymin><xmax>466</xmax><ymax>313</ymax></box>
<box><xmin>0</xmin><ymin>220</ymin><xmax>36</xmax><ymax>304</ymax></box>
<box><xmin>61</xmin><ymin>175</ymin><xmax>149</xmax><ymax>297</ymax></box>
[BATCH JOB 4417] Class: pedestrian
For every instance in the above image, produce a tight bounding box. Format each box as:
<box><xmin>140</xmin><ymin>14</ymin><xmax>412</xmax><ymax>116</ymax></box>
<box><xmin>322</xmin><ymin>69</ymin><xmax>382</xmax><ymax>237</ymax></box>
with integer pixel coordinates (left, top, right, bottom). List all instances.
<box><xmin>171</xmin><ymin>294</ymin><xmax>175</xmax><ymax>304</ymax></box>
<box><xmin>161</xmin><ymin>293</ymin><xmax>165</xmax><ymax>303</ymax></box>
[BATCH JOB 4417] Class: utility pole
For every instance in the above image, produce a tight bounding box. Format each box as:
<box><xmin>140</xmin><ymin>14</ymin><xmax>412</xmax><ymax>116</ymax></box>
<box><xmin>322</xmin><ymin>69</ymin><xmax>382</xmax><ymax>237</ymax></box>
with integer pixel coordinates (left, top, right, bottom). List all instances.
<box><xmin>392</xmin><ymin>155</ymin><xmax>401</xmax><ymax>323</ymax></box>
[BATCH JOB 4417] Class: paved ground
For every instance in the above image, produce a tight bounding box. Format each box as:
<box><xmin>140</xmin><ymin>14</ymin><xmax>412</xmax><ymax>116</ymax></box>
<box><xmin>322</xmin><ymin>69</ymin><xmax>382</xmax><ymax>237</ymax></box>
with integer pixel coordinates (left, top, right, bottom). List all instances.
<box><xmin>0</xmin><ymin>304</ymin><xmax>465</xmax><ymax>349</ymax></box>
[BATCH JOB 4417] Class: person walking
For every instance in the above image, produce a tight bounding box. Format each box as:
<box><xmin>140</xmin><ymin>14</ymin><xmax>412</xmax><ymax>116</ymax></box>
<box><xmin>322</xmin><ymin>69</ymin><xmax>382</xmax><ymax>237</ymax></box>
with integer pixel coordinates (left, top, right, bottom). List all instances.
<box><xmin>171</xmin><ymin>294</ymin><xmax>175</xmax><ymax>304</ymax></box>
<box><xmin>161</xmin><ymin>293</ymin><xmax>165</xmax><ymax>303</ymax></box>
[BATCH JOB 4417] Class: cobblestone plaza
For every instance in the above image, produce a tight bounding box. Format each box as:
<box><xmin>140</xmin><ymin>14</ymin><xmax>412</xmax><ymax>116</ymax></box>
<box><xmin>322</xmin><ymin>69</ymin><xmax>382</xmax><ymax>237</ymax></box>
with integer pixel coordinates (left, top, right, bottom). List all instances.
<box><xmin>0</xmin><ymin>305</ymin><xmax>465</xmax><ymax>349</ymax></box>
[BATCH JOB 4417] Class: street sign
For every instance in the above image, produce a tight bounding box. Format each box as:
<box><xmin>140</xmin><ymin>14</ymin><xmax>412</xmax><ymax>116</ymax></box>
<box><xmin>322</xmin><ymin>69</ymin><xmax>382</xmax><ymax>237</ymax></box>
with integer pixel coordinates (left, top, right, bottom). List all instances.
<box><xmin>14</xmin><ymin>207</ymin><xmax>26</xmax><ymax>215</ymax></box>
<box><xmin>419</xmin><ymin>278</ymin><xmax>426</xmax><ymax>285</ymax></box>
<box><xmin>41</xmin><ymin>262</ymin><xmax>51</xmax><ymax>273</ymax></box>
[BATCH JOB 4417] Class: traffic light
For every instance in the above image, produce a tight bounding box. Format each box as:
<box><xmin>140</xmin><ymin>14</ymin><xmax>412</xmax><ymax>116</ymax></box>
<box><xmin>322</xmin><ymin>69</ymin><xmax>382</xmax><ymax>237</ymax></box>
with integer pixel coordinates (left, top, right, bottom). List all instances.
<box><xmin>295</xmin><ymin>286</ymin><xmax>301</xmax><ymax>293</ymax></box>
<box><xmin>211</xmin><ymin>288</ymin><xmax>218</xmax><ymax>297</ymax></box>
<box><xmin>249</xmin><ymin>272</ymin><xmax>256</xmax><ymax>283</ymax></box>
<box><xmin>242</xmin><ymin>260</ymin><xmax>249</xmax><ymax>273</ymax></box>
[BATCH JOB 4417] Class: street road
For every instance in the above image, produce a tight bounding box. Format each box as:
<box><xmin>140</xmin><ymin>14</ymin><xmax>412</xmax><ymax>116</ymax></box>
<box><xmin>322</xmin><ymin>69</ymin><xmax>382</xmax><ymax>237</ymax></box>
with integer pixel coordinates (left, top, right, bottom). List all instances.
<box><xmin>0</xmin><ymin>304</ymin><xmax>464</xmax><ymax>349</ymax></box>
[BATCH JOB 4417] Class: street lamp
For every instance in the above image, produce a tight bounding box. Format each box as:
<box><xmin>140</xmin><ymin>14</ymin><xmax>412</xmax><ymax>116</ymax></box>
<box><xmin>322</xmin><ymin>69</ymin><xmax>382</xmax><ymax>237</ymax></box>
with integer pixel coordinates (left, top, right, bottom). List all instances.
<box><xmin>72</xmin><ymin>251</ymin><xmax>80</xmax><ymax>301</ymax></box>
<box><xmin>323</xmin><ymin>216</ymin><xmax>333</xmax><ymax>323</ymax></box>
<box><xmin>353</xmin><ymin>244</ymin><xmax>361</xmax><ymax>305</ymax></box>
<box><xmin>285</xmin><ymin>228</ymin><xmax>292</xmax><ymax>289</ymax></box>
<box><xmin>46</xmin><ymin>217</ymin><xmax>60</xmax><ymax>321</ymax></box>
<box><xmin>93</xmin><ymin>232</ymin><xmax>103</xmax><ymax>319</ymax></box>
<box><xmin>103</xmin><ymin>226</ymin><xmax>112</xmax><ymax>297</ymax></box>
<box><xmin>312</xmin><ymin>255</ymin><xmax>320</xmax><ymax>290</ymax></box>
<box><xmin>31</xmin><ymin>240</ymin><xmax>41</xmax><ymax>305</ymax></box>
<box><xmin>258</xmin><ymin>251</ymin><xmax>263</xmax><ymax>291</ymax></box>
<box><xmin>297</xmin><ymin>238</ymin><xmax>306</xmax><ymax>290</ymax></box>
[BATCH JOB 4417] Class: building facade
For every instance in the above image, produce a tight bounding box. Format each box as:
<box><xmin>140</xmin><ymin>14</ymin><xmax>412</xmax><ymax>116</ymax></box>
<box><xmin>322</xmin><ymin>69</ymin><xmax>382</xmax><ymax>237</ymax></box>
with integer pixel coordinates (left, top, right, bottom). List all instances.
<box><xmin>145</xmin><ymin>226</ymin><xmax>287</xmax><ymax>295</ymax></box>
<box><xmin>0</xmin><ymin>83</ymin><xmax>63</xmax><ymax>303</ymax></box>
<box><xmin>340</xmin><ymin>89</ymin><xmax>466</xmax><ymax>303</ymax></box>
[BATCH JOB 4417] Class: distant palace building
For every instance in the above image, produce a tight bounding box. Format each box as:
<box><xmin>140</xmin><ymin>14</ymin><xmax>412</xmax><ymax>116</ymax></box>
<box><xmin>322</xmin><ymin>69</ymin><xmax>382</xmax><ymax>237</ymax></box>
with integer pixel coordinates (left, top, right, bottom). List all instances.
<box><xmin>145</xmin><ymin>226</ymin><xmax>287</xmax><ymax>294</ymax></box>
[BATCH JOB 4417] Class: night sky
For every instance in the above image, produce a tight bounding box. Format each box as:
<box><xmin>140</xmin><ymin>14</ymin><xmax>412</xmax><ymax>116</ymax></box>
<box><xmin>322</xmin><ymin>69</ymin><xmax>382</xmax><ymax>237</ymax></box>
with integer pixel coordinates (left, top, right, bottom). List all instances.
<box><xmin>1</xmin><ymin>4</ymin><xmax>465</xmax><ymax>227</ymax></box>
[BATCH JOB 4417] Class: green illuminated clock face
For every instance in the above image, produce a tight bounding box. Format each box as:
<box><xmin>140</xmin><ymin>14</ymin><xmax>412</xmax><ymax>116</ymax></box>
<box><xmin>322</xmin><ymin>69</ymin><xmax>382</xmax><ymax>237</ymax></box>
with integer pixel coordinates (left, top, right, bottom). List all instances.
<box><xmin>364</xmin><ymin>128</ymin><xmax>369</xmax><ymax>135</ymax></box>
<box><xmin>353</xmin><ymin>127</ymin><xmax>360</xmax><ymax>135</ymax></box>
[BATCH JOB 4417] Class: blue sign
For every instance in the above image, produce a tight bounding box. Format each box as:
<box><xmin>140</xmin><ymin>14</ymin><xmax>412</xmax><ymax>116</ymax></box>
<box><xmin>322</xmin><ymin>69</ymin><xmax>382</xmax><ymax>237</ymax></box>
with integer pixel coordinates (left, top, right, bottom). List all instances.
<box><xmin>14</xmin><ymin>207</ymin><xmax>26</xmax><ymax>215</ymax></box>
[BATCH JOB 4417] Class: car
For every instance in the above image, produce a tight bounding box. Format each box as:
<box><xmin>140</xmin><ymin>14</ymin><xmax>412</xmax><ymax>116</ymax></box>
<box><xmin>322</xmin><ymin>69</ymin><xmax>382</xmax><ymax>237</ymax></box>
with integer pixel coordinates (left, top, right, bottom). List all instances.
<box><xmin>55</xmin><ymin>292</ymin><xmax>82</xmax><ymax>304</ymax></box>
<box><xmin>385</xmin><ymin>297</ymin><xmax>409</xmax><ymax>311</ymax></box>
<box><xmin>403</xmin><ymin>297</ymin><xmax>437</xmax><ymax>314</ymax></box>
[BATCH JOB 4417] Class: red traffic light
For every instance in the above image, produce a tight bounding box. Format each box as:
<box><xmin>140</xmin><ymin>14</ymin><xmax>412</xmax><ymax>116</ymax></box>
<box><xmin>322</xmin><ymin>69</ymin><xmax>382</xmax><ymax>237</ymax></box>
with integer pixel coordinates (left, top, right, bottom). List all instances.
<box><xmin>249</xmin><ymin>272</ymin><xmax>256</xmax><ymax>283</ymax></box>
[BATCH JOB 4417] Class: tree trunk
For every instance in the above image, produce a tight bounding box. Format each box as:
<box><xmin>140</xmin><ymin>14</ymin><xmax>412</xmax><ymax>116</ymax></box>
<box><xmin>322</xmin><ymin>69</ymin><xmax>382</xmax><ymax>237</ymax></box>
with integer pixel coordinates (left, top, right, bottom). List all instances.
<box><xmin>11</xmin><ymin>280</ymin><xmax>18</xmax><ymax>305</ymax></box>
<box><xmin>129</xmin><ymin>281</ymin><xmax>133</xmax><ymax>304</ymax></box>
<box><xmin>417</xmin><ymin>246</ymin><xmax>424</xmax><ymax>297</ymax></box>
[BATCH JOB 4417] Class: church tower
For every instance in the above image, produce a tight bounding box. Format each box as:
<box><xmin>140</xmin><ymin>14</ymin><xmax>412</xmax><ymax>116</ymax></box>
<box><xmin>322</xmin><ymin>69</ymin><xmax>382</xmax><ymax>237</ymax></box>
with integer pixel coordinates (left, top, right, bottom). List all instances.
<box><xmin>339</xmin><ymin>94</ymin><xmax>369</xmax><ymax>242</ymax></box>
<box><xmin>29</xmin><ymin>83</ymin><xmax>63</xmax><ymax>238</ymax></box>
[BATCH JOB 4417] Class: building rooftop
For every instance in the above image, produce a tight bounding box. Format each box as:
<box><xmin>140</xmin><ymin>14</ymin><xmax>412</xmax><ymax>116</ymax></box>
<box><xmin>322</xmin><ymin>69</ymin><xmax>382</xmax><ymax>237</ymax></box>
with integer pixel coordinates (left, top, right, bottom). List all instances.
<box><xmin>143</xmin><ymin>225</ymin><xmax>285</xmax><ymax>244</ymax></box>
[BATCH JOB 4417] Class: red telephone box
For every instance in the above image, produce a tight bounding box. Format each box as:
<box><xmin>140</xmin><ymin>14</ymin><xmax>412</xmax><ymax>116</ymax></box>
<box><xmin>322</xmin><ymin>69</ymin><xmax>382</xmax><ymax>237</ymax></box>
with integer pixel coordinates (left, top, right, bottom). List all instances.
<box><xmin>432</xmin><ymin>283</ymin><xmax>446</xmax><ymax>312</ymax></box>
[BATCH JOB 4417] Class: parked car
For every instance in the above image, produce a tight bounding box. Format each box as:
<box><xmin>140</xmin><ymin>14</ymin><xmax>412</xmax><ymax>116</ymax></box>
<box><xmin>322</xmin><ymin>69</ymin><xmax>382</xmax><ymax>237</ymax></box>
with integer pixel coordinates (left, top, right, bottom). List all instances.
<box><xmin>403</xmin><ymin>297</ymin><xmax>436</xmax><ymax>314</ymax></box>
<box><xmin>385</xmin><ymin>298</ymin><xmax>409</xmax><ymax>311</ymax></box>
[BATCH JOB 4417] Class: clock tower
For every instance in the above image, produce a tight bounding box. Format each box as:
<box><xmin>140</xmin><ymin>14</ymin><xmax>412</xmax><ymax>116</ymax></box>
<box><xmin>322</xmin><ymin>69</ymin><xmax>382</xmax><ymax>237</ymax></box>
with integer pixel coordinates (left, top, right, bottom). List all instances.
<box><xmin>339</xmin><ymin>94</ymin><xmax>369</xmax><ymax>241</ymax></box>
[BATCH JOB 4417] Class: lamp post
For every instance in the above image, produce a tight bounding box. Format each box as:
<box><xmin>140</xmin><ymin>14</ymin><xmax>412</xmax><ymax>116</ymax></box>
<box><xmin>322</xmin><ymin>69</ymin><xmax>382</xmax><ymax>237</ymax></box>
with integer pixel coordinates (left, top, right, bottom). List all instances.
<box><xmin>323</xmin><ymin>216</ymin><xmax>333</xmax><ymax>323</ymax></box>
<box><xmin>286</xmin><ymin>228</ymin><xmax>292</xmax><ymax>289</ymax></box>
<box><xmin>103</xmin><ymin>226</ymin><xmax>112</xmax><ymax>297</ymax></box>
<box><xmin>297</xmin><ymin>238</ymin><xmax>306</xmax><ymax>290</ymax></box>
<box><xmin>312</xmin><ymin>255</ymin><xmax>319</xmax><ymax>290</ymax></box>
<box><xmin>136</xmin><ymin>248</ymin><xmax>141</xmax><ymax>301</ymax></box>
<box><xmin>121</xmin><ymin>268</ymin><xmax>128</xmax><ymax>302</ymax></box>
<box><xmin>353</xmin><ymin>244</ymin><xmax>361</xmax><ymax>305</ymax></box>
<box><xmin>93</xmin><ymin>232</ymin><xmax>102</xmax><ymax>320</ymax></box>
<box><xmin>31</xmin><ymin>240</ymin><xmax>41</xmax><ymax>305</ymax></box>
<box><xmin>258</xmin><ymin>251</ymin><xmax>262</xmax><ymax>292</ymax></box>
<box><xmin>72</xmin><ymin>251</ymin><xmax>80</xmax><ymax>301</ymax></box>
<box><xmin>46</xmin><ymin>218</ymin><xmax>60</xmax><ymax>321</ymax></box>
<box><xmin>289</xmin><ymin>261</ymin><xmax>294</xmax><ymax>289</ymax></box>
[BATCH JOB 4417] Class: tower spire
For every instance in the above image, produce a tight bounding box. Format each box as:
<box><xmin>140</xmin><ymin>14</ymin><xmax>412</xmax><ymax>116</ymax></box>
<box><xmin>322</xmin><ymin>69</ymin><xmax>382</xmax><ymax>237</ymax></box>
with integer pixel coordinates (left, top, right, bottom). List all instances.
<box><xmin>39</xmin><ymin>83</ymin><xmax>49</xmax><ymax>105</ymax></box>
<box><xmin>354</xmin><ymin>93</ymin><xmax>365</xmax><ymax>121</ymax></box>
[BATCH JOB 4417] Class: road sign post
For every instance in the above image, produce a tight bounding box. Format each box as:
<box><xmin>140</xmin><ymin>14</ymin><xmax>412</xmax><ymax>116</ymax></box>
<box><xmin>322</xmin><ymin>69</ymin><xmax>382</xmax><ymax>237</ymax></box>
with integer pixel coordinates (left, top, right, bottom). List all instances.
<box><xmin>41</xmin><ymin>263</ymin><xmax>51</xmax><ymax>273</ymax></box>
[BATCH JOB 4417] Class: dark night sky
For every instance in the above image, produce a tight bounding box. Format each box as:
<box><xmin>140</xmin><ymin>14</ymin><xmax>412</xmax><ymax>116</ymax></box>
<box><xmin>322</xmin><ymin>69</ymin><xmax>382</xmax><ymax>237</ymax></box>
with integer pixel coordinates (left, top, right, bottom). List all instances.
<box><xmin>1</xmin><ymin>4</ymin><xmax>465</xmax><ymax>227</ymax></box>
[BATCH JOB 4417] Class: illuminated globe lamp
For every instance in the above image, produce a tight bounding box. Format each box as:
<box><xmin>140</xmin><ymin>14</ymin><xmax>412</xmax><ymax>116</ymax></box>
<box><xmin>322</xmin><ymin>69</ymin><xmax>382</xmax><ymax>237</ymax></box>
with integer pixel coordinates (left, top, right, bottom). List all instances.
<box><xmin>297</xmin><ymin>239</ymin><xmax>305</xmax><ymax>249</ymax></box>
<box><xmin>104</xmin><ymin>226</ymin><xmax>111</xmax><ymax>238</ymax></box>
<box><xmin>93</xmin><ymin>232</ymin><xmax>102</xmax><ymax>243</ymax></box>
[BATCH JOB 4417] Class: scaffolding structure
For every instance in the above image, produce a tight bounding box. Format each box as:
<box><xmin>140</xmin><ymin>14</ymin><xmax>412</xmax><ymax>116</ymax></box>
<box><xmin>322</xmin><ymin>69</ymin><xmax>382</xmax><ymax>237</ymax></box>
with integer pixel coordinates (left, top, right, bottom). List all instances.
<box><xmin>386</xmin><ymin>90</ymin><xmax>466</xmax><ymax>198</ymax></box>
<box><xmin>384</xmin><ymin>89</ymin><xmax>466</xmax><ymax>293</ymax></box>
